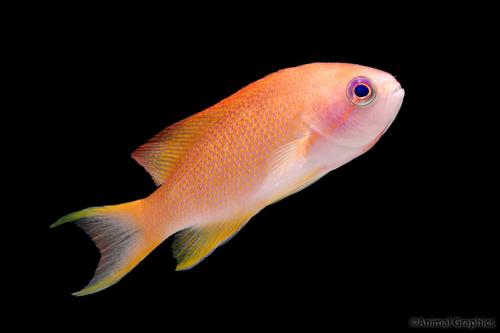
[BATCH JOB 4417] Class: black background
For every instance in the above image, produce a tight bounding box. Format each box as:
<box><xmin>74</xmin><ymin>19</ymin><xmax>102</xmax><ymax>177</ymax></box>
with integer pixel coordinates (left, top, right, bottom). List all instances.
<box><xmin>9</xmin><ymin>4</ymin><xmax>498</xmax><ymax>332</ymax></box>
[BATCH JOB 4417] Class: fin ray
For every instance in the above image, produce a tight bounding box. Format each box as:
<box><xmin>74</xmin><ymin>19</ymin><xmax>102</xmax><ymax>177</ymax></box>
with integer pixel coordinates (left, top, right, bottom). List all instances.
<box><xmin>51</xmin><ymin>200</ymin><xmax>158</xmax><ymax>296</ymax></box>
<box><xmin>132</xmin><ymin>111</ymin><xmax>225</xmax><ymax>186</ymax></box>
<box><xmin>172</xmin><ymin>213</ymin><xmax>254</xmax><ymax>271</ymax></box>
<box><xmin>266</xmin><ymin>133</ymin><xmax>311</xmax><ymax>185</ymax></box>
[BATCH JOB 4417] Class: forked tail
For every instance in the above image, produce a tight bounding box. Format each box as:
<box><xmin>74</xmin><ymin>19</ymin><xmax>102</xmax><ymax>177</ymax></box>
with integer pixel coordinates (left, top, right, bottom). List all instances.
<box><xmin>51</xmin><ymin>200</ymin><xmax>158</xmax><ymax>296</ymax></box>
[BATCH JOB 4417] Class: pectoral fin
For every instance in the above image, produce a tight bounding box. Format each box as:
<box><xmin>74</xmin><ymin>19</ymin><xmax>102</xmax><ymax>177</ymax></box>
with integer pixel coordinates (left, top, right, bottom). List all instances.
<box><xmin>172</xmin><ymin>213</ymin><xmax>254</xmax><ymax>271</ymax></box>
<box><xmin>262</xmin><ymin>132</ymin><xmax>323</xmax><ymax>204</ymax></box>
<box><xmin>267</xmin><ymin>133</ymin><xmax>311</xmax><ymax>182</ymax></box>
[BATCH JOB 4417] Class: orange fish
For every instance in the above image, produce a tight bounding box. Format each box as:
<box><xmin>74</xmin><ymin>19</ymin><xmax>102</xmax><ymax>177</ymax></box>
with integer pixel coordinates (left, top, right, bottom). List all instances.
<box><xmin>52</xmin><ymin>63</ymin><xmax>404</xmax><ymax>295</ymax></box>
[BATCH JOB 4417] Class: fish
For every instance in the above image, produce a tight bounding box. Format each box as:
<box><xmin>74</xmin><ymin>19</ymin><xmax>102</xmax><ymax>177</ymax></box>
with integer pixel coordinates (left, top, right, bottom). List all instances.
<box><xmin>51</xmin><ymin>63</ymin><xmax>405</xmax><ymax>296</ymax></box>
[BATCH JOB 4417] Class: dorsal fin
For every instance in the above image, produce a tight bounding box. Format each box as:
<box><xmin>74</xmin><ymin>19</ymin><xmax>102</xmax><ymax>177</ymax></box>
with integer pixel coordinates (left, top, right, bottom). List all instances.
<box><xmin>132</xmin><ymin>111</ymin><xmax>225</xmax><ymax>185</ymax></box>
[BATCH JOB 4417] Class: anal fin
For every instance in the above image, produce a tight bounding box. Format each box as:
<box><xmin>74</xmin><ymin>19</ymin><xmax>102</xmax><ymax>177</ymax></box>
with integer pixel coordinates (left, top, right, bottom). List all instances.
<box><xmin>172</xmin><ymin>213</ymin><xmax>254</xmax><ymax>271</ymax></box>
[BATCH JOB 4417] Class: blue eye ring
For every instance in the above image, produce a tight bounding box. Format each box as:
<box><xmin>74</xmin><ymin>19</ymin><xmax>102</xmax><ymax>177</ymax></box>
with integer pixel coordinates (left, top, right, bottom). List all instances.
<box><xmin>347</xmin><ymin>76</ymin><xmax>376</xmax><ymax>106</ymax></box>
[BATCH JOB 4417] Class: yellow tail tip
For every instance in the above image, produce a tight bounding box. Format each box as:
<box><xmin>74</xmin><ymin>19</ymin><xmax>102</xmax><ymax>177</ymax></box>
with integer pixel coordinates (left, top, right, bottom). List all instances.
<box><xmin>50</xmin><ymin>208</ymin><xmax>102</xmax><ymax>229</ymax></box>
<box><xmin>71</xmin><ymin>288</ymin><xmax>98</xmax><ymax>297</ymax></box>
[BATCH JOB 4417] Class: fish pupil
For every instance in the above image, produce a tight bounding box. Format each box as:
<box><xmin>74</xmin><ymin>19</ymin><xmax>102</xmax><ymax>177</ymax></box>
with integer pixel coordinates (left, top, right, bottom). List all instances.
<box><xmin>354</xmin><ymin>84</ymin><xmax>370</xmax><ymax>98</ymax></box>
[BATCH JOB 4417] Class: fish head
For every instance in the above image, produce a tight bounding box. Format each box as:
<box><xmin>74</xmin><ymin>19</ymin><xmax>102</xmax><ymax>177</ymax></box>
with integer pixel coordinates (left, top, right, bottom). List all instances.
<box><xmin>302</xmin><ymin>63</ymin><xmax>404</xmax><ymax>165</ymax></box>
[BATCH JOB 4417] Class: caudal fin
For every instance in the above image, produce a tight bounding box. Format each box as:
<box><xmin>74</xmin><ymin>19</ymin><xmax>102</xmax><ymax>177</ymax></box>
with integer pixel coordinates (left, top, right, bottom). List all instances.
<box><xmin>51</xmin><ymin>200</ymin><xmax>157</xmax><ymax>296</ymax></box>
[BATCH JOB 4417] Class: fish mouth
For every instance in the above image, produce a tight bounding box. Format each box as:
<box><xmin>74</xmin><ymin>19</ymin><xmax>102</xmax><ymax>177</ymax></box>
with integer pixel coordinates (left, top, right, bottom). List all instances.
<box><xmin>392</xmin><ymin>84</ymin><xmax>404</xmax><ymax>94</ymax></box>
<box><xmin>381</xmin><ymin>85</ymin><xmax>405</xmax><ymax>134</ymax></box>
<box><xmin>391</xmin><ymin>85</ymin><xmax>405</xmax><ymax>108</ymax></box>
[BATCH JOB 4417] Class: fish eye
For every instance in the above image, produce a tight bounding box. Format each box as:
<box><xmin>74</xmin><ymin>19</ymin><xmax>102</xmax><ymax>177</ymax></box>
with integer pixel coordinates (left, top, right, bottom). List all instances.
<box><xmin>347</xmin><ymin>77</ymin><xmax>376</xmax><ymax>106</ymax></box>
<box><xmin>354</xmin><ymin>84</ymin><xmax>370</xmax><ymax>98</ymax></box>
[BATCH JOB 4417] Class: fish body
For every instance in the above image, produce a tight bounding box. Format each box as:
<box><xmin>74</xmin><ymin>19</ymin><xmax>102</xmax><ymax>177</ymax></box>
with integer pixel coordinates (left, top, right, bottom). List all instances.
<box><xmin>52</xmin><ymin>63</ymin><xmax>404</xmax><ymax>295</ymax></box>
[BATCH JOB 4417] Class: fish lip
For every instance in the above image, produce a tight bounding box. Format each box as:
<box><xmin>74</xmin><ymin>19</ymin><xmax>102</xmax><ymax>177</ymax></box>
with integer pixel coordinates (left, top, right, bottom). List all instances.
<box><xmin>392</xmin><ymin>84</ymin><xmax>404</xmax><ymax>94</ymax></box>
<box><xmin>382</xmin><ymin>87</ymin><xmax>404</xmax><ymax>135</ymax></box>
